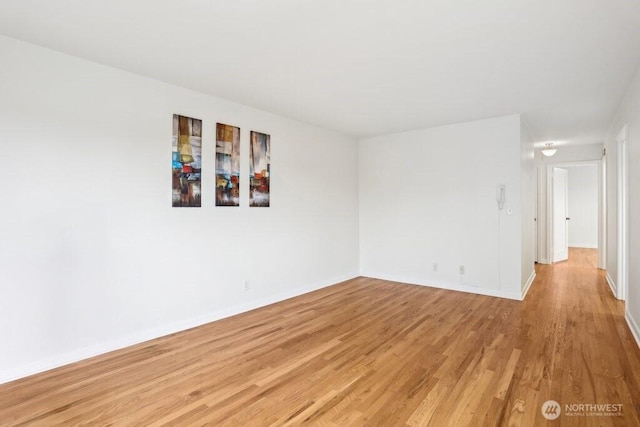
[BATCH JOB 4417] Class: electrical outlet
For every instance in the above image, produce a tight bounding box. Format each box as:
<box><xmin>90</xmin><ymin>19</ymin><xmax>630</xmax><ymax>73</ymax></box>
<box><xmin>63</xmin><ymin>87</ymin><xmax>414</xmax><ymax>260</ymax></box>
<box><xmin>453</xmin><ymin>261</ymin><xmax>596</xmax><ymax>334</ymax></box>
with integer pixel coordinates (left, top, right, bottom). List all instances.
<box><xmin>459</xmin><ymin>265</ymin><xmax>465</xmax><ymax>275</ymax></box>
<box><xmin>244</xmin><ymin>280</ymin><xmax>250</xmax><ymax>291</ymax></box>
<box><xmin>433</xmin><ymin>263</ymin><xmax>438</xmax><ymax>272</ymax></box>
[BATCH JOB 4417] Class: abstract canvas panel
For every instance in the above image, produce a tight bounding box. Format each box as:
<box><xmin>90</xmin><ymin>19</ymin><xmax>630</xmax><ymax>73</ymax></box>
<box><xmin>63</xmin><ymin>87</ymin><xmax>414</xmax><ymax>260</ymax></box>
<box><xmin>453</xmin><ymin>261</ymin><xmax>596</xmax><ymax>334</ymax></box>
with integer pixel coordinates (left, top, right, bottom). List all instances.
<box><xmin>172</xmin><ymin>114</ymin><xmax>202</xmax><ymax>207</ymax></box>
<box><xmin>249</xmin><ymin>131</ymin><xmax>270</xmax><ymax>207</ymax></box>
<box><xmin>215</xmin><ymin>123</ymin><xmax>240</xmax><ymax>206</ymax></box>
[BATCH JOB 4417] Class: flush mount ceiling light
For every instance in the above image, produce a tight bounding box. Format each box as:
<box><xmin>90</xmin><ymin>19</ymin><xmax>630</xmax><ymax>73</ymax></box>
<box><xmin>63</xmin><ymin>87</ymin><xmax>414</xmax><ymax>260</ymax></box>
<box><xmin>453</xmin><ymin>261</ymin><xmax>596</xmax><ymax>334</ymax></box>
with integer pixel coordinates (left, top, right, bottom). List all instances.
<box><xmin>541</xmin><ymin>143</ymin><xmax>557</xmax><ymax>157</ymax></box>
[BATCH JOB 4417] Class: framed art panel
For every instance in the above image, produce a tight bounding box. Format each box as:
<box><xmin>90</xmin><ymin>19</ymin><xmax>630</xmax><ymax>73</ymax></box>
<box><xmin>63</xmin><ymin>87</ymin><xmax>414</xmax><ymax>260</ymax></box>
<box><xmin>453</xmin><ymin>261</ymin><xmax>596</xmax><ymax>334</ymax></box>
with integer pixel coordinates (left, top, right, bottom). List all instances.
<box><xmin>172</xmin><ymin>114</ymin><xmax>202</xmax><ymax>207</ymax></box>
<box><xmin>249</xmin><ymin>131</ymin><xmax>270</xmax><ymax>207</ymax></box>
<box><xmin>215</xmin><ymin>123</ymin><xmax>240</xmax><ymax>206</ymax></box>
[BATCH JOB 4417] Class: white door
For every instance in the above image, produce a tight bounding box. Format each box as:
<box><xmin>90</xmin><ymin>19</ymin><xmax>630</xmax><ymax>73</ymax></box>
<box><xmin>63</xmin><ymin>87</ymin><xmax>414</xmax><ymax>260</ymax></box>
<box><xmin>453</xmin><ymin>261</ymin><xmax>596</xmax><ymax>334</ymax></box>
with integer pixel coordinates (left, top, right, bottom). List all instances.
<box><xmin>617</xmin><ymin>125</ymin><xmax>628</xmax><ymax>300</ymax></box>
<box><xmin>552</xmin><ymin>167</ymin><xmax>569</xmax><ymax>262</ymax></box>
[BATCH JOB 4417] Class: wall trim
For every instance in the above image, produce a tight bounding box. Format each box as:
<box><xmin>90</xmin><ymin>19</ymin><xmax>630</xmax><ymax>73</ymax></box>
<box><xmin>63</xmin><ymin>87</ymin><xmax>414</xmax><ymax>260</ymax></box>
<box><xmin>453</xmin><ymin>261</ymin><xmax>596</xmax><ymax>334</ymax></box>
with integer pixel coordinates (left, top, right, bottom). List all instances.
<box><xmin>625</xmin><ymin>309</ymin><xmax>640</xmax><ymax>350</ymax></box>
<box><xmin>521</xmin><ymin>271</ymin><xmax>536</xmax><ymax>300</ymax></box>
<box><xmin>537</xmin><ymin>258</ymin><xmax>550</xmax><ymax>265</ymax></box>
<box><xmin>606</xmin><ymin>273</ymin><xmax>617</xmax><ymax>298</ymax></box>
<box><xmin>0</xmin><ymin>273</ymin><xmax>359</xmax><ymax>385</ymax></box>
<box><xmin>361</xmin><ymin>274</ymin><xmax>523</xmax><ymax>301</ymax></box>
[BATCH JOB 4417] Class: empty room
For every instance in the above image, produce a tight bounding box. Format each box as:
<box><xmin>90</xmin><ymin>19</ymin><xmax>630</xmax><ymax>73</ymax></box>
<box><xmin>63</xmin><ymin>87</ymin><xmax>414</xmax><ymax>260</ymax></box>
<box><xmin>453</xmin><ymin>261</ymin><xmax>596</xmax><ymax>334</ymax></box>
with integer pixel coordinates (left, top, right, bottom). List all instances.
<box><xmin>1</xmin><ymin>1</ymin><xmax>639</xmax><ymax>425</ymax></box>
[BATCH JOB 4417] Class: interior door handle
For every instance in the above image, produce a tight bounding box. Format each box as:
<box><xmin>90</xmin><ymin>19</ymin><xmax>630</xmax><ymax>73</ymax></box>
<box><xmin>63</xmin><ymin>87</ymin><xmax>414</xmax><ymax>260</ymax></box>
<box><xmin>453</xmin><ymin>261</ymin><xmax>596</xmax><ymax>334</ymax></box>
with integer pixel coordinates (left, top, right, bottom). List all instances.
<box><xmin>566</xmin><ymin>217</ymin><xmax>571</xmax><ymax>220</ymax></box>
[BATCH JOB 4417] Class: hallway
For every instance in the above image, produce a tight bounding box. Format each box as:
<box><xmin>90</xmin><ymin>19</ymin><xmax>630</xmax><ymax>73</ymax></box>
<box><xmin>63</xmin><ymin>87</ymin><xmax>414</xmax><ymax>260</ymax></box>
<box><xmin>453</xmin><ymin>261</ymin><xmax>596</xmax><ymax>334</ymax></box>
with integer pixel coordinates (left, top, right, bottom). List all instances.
<box><xmin>508</xmin><ymin>247</ymin><xmax>640</xmax><ymax>425</ymax></box>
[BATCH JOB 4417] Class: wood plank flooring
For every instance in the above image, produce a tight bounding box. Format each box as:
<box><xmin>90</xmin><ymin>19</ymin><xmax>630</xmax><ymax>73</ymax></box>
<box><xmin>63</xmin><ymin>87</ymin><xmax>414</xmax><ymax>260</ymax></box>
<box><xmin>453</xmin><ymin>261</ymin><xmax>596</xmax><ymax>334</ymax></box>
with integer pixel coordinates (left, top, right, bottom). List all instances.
<box><xmin>1</xmin><ymin>248</ymin><xmax>639</xmax><ymax>426</ymax></box>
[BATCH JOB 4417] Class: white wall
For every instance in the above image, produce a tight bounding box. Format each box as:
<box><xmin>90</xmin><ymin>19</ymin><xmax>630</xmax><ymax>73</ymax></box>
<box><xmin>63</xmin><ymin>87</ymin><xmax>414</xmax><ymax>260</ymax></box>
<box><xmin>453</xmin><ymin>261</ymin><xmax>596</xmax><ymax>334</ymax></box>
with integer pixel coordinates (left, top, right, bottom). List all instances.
<box><xmin>520</xmin><ymin>121</ymin><xmax>536</xmax><ymax>293</ymax></box>
<box><xmin>535</xmin><ymin>145</ymin><xmax>603</xmax><ymax>263</ymax></box>
<box><xmin>566</xmin><ymin>165</ymin><xmax>598</xmax><ymax>248</ymax></box>
<box><xmin>605</xmin><ymin>62</ymin><xmax>640</xmax><ymax>346</ymax></box>
<box><xmin>359</xmin><ymin>115</ymin><xmax>525</xmax><ymax>300</ymax></box>
<box><xmin>0</xmin><ymin>36</ymin><xmax>360</xmax><ymax>384</ymax></box>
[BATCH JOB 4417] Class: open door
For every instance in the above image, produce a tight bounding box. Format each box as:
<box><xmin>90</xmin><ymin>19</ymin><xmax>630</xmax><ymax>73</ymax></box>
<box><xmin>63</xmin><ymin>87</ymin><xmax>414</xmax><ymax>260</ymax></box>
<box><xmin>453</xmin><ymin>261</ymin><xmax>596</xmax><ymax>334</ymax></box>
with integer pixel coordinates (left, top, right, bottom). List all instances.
<box><xmin>552</xmin><ymin>167</ymin><xmax>569</xmax><ymax>262</ymax></box>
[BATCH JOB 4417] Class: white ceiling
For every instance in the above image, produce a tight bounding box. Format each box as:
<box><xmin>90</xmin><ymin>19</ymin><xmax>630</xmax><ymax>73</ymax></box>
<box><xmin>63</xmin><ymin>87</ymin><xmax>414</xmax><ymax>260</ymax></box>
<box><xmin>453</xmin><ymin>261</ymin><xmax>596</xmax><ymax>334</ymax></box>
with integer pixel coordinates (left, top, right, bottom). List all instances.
<box><xmin>1</xmin><ymin>0</ymin><xmax>639</xmax><ymax>145</ymax></box>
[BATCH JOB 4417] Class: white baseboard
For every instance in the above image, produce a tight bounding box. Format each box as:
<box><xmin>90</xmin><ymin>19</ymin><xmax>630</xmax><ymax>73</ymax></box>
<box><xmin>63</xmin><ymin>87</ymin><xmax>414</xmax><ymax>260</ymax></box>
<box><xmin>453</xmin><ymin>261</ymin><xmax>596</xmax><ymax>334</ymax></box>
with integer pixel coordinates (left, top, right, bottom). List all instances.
<box><xmin>625</xmin><ymin>309</ymin><xmax>640</xmax><ymax>351</ymax></box>
<box><xmin>537</xmin><ymin>258</ymin><xmax>550</xmax><ymax>265</ymax></box>
<box><xmin>568</xmin><ymin>244</ymin><xmax>598</xmax><ymax>249</ymax></box>
<box><xmin>361</xmin><ymin>272</ymin><xmax>523</xmax><ymax>301</ymax></box>
<box><xmin>521</xmin><ymin>271</ymin><xmax>536</xmax><ymax>300</ymax></box>
<box><xmin>606</xmin><ymin>273</ymin><xmax>617</xmax><ymax>298</ymax></box>
<box><xmin>0</xmin><ymin>273</ymin><xmax>359</xmax><ymax>385</ymax></box>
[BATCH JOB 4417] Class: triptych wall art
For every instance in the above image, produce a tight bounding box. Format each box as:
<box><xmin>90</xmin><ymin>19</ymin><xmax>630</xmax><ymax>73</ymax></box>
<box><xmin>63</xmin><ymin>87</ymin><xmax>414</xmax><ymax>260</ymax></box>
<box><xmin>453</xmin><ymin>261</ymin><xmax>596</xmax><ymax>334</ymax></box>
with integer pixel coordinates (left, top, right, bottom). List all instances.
<box><xmin>172</xmin><ymin>114</ymin><xmax>270</xmax><ymax>208</ymax></box>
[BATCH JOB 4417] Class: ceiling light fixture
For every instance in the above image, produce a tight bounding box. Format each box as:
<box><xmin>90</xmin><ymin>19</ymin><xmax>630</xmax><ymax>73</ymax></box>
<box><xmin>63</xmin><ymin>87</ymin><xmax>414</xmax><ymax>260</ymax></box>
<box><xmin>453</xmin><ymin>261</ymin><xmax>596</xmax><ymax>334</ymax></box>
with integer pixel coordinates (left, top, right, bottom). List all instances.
<box><xmin>541</xmin><ymin>143</ymin><xmax>557</xmax><ymax>157</ymax></box>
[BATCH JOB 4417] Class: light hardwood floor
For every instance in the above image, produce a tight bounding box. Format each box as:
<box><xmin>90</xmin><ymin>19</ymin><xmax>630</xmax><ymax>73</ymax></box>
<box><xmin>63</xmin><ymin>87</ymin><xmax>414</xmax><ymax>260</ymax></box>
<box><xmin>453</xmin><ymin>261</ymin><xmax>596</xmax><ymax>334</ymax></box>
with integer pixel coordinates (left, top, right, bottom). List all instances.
<box><xmin>1</xmin><ymin>248</ymin><xmax>639</xmax><ymax>426</ymax></box>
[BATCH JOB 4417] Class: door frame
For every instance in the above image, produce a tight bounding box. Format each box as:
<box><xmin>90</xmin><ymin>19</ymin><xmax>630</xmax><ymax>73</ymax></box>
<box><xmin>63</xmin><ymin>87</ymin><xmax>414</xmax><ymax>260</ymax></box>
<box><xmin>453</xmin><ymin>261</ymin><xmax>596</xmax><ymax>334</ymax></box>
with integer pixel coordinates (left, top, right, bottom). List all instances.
<box><xmin>546</xmin><ymin>160</ymin><xmax>605</xmax><ymax>266</ymax></box>
<box><xmin>535</xmin><ymin>166</ymin><xmax>539</xmax><ymax>263</ymax></box>
<box><xmin>616</xmin><ymin>125</ymin><xmax>628</xmax><ymax>301</ymax></box>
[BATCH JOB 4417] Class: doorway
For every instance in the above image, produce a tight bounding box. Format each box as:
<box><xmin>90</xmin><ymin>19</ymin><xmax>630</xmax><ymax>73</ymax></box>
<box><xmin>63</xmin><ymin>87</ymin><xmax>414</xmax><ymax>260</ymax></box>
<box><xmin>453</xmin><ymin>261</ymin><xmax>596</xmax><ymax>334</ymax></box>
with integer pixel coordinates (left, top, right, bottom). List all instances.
<box><xmin>547</xmin><ymin>161</ymin><xmax>604</xmax><ymax>266</ymax></box>
<box><xmin>551</xmin><ymin>167</ymin><xmax>569</xmax><ymax>262</ymax></box>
